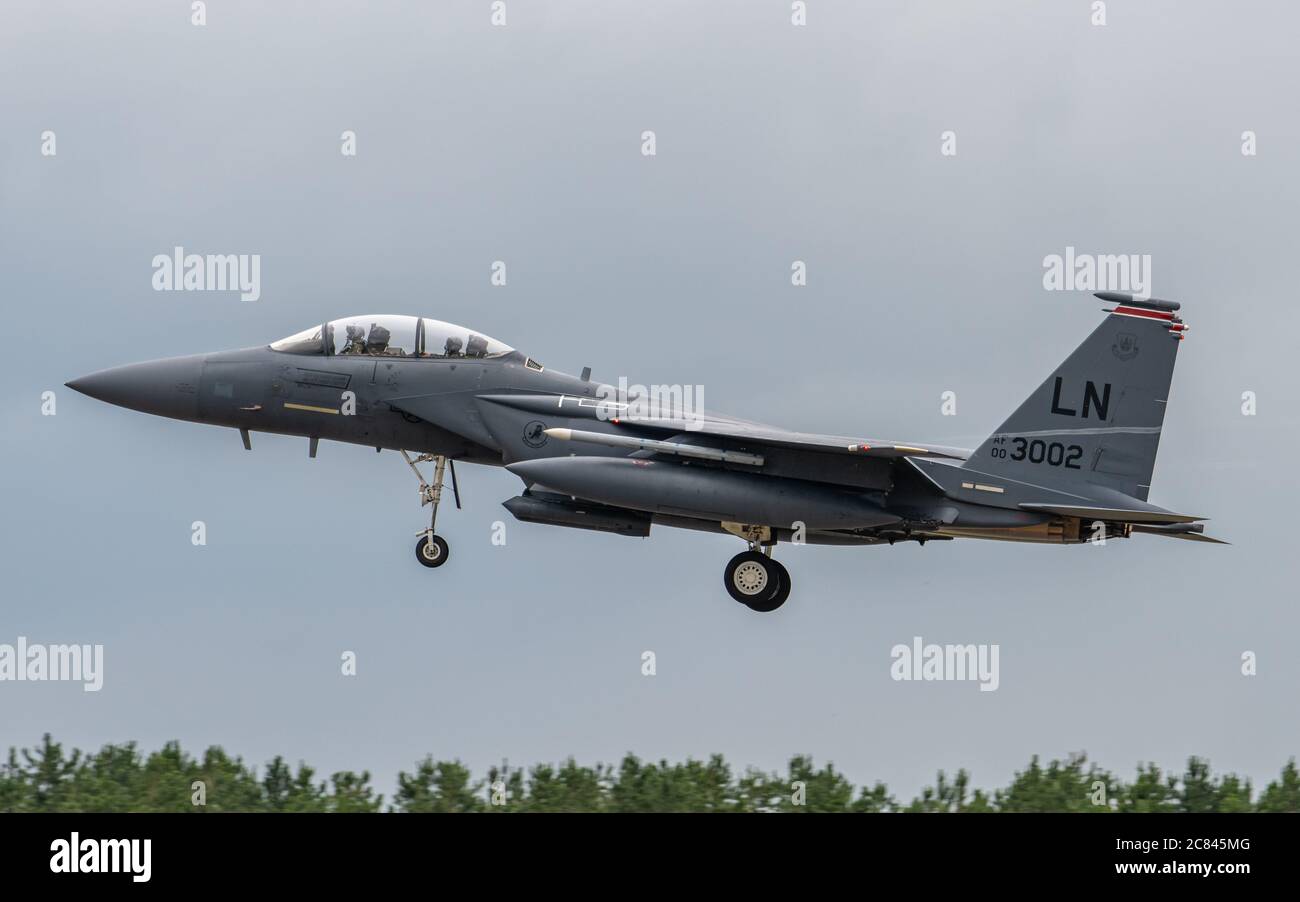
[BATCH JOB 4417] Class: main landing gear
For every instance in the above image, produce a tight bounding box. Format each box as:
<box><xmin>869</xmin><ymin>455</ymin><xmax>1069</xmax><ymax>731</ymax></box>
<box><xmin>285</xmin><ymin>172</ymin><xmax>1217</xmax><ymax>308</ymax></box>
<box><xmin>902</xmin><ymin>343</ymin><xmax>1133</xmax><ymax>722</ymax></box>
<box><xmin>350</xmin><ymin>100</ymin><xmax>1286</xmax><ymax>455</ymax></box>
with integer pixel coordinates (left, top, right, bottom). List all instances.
<box><xmin>721</xmin><ymin>523</ymin><xmax>790</xmax><ymax>613</ymax></box>
<box><xmin>400</xmin><ymin>451</ymin><xmax>460</xmax><ymax>569</ymax></box>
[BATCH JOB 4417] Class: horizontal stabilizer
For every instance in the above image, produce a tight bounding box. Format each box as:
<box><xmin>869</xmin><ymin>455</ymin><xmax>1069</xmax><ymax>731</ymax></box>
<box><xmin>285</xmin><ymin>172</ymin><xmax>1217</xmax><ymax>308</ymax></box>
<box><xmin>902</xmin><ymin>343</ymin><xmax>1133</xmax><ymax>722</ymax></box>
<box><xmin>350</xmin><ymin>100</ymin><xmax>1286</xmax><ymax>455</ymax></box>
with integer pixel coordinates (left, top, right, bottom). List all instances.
<box><xmin>1018</xmin><ymin>503</ymin><xmax>1204</xmax><ymax>525</ymax></box>
<box><xmin>1131</xmin><ymin>524</ymin><xmax>1230</xmax><ymax>544</ymax></box>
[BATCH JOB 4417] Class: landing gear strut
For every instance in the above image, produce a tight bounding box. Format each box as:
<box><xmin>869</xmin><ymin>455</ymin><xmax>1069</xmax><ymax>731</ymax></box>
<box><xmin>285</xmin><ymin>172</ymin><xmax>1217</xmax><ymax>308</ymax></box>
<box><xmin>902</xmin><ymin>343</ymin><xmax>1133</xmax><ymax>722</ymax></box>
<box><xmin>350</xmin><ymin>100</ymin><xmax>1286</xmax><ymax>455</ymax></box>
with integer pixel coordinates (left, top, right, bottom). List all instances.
<box><xmin>400</xmin><ymin>451</ymin><xmax>458</xmax><ymax>569</ymax></box>
<box><xmin>721</xmin><ymin>523</ymin><xmax>791</xmax><ymax>612</ymax></box>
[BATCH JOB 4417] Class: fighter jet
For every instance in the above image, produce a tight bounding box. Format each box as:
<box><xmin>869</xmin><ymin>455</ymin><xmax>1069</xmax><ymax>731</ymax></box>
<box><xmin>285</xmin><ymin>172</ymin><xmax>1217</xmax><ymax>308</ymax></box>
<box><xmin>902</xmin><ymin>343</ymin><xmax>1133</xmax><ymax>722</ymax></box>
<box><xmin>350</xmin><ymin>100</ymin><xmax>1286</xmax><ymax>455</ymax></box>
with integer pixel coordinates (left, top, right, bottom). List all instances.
<box><xmin>67</xmin><ymin>291</ymin><xmax>1220</xmax><ymax>613</ymax></box>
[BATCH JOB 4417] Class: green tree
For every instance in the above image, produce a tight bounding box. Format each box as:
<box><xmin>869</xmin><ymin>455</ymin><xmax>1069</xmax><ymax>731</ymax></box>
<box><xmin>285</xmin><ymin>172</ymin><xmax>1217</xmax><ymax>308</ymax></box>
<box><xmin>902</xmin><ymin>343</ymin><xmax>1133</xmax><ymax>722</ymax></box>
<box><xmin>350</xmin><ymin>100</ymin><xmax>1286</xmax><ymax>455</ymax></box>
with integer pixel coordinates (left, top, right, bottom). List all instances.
<box><xmin>22</xmin><ymin>734</ymin><xmax>81</xmax><ymax>812</ymax></box>
<box><xmin>994</xmin><ymin>754</ymin><xmax>1117</xmax><ymax>813</ymax></box>
<box><xmin>782</xmin><ymin>755</ymin><xmax>855</xmax><ymax>812</ymax></box>
<box><xmin>3</xmin><ymin>735</ymin><xmax>1297</xmax><ymax>814</ymax></box>
<box><xmin>393</xmin><ymin>757</ymin><xmax>482</xmax><ymax>812</ymax></box>
<box><xmin>515</xmin><ymin>759</ymin><xmax>609</xmax><ymax>812</ymax></box>
<box><xmin>137</xmin><ymin>741</ymin><xmax>202</xmax><ymax>812</ymax></box>
<box><xmin>1256</xmin><ymin>759</ymin><xmax>1300</xmax><ymax>812</ymax></box>
<box><xmin>606</xmin><ymin>754</ymin><xmax>739</xmax><ymax>812</ymax></box>
<box><xmin>192</xmin><ymin>747</ymin><xmax>264</xmax><ymax>812</ymax></box>
<box><xmin>734</xmin><ymin>766</ymin><xmax>781</xmax><ymax>812</ymax></box>
<box><xmin>66</xmin><ymin>742</ymin><xmax>146</xmax><ymax>812</ymax></box>
<box><xmin>1119</xmin><ymin>762</ymin><xmax>1179</xmax><ymax>812</ymax></box>
<box><xmin>327</xmin><ymin>771</ymin><xmax>383</xmax><ymax>812</ymax></box>
<box><xmin>0</xmin><ymin>749</ymin><xmax>23</xmax><ymax>812</ymax></box>
<box><xmin>1213</xmin><ymin>774</ymin><xmax>1254</xmax><ymax>813</ymax></box>
<box><xmin>262</xmin><ymin>756</ymin><xmax>327</xmax><ymax>812</ymax></box>
<box><xmin>908</xmin><ymin>769</ymin><xmax>990</xmax><ymax>812</ymax></box>
<box><xmin>852</xmin><ymin>780</ymin><xmax>896</xmax><ymax>813</ymax></box>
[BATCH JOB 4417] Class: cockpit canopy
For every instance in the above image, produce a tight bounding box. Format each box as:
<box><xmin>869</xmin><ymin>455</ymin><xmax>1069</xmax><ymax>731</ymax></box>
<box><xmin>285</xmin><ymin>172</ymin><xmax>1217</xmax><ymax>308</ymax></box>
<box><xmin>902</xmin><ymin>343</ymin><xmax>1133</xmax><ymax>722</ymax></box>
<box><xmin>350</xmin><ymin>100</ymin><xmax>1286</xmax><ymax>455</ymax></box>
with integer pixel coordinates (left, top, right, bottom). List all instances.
<box><xmin>270</xmin><ymin>315</ymin><xmax>515</xmax><ymax>360</ymax></box>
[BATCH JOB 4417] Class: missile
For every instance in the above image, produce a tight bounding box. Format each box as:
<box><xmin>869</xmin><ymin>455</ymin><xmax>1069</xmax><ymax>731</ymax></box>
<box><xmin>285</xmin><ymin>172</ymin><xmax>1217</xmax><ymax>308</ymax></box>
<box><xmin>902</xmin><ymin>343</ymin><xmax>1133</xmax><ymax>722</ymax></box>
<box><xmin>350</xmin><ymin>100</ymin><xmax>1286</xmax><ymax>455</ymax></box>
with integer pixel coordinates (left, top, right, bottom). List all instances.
<box><xmin>506</xmin><ymin>456</ymin><xmax>900</xmax><ymax>530</ymax></box>
<box><xmin>544</xmin><ymin>427</ymin><xmax>764</xmax><ymax>466</ymax></box>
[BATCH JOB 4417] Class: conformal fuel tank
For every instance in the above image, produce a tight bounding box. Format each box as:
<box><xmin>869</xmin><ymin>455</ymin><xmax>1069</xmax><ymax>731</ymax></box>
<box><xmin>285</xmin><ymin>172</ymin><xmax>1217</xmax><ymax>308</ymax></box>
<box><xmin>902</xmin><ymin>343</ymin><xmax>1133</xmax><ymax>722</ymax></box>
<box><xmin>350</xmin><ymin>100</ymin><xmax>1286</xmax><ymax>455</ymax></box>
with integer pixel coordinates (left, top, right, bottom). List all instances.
<box><xmin>506</xmin><ymin>457</ymin><xmax>900</xmax><ymax>529</ymax></box>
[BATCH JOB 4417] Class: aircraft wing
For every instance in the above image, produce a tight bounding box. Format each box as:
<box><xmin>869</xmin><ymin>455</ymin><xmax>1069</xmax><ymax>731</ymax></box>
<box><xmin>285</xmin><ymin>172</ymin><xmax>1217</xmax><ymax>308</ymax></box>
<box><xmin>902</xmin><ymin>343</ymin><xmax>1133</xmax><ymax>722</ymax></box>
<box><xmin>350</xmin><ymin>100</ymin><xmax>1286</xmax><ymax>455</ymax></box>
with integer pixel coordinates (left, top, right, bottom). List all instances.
<box><xmin>469</xmin><ymin>393</ymin><xmax>970</xmax><ymax>461</ymax></box>
<box><xmin>612</xmin><ymin>414</ymin><xmax>971</xmax><ymax>460</ymax></box>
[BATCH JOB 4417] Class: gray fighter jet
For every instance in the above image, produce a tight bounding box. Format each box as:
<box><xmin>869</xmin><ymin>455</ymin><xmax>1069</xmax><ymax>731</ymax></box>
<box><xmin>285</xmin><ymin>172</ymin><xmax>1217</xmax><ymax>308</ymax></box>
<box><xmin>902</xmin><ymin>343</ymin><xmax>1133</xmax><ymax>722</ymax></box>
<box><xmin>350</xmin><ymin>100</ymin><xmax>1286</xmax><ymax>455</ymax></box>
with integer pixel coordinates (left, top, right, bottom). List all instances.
<box><xmin>67</xmin><ymin>292</ymin><xmax>1220</xmax><ymax>612</ymax></box>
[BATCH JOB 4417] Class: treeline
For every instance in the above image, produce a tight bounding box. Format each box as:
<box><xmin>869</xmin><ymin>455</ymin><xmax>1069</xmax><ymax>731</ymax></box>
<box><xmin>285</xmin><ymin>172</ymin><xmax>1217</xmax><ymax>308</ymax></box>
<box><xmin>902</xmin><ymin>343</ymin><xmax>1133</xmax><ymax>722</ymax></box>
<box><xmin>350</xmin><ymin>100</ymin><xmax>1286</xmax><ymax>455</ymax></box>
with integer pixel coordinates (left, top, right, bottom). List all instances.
<box><xmin>2</xmin><ymin>735</ymin><xmax>1296</xmax><ymax>812</ymax></box>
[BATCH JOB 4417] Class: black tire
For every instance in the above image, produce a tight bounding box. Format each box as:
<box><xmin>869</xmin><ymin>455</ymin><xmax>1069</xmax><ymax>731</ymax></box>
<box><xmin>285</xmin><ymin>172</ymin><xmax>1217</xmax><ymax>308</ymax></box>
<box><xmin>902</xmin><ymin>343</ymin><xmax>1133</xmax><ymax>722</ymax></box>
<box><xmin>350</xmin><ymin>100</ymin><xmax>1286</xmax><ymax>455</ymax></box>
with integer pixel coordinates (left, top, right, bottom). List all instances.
<box><xmin>415</xmin><ymin>534</ymin><xmax>450</xmax><ymax>568</ymax></box>
<box><xmin>748</xmin><ymin>557</ymin><xmax>791</xmax><ymax>613</ymax></box>
<box><xmin>724</xmin><ymin>551</ymin><xmax>780</xmax><ymax>606</ymax></box>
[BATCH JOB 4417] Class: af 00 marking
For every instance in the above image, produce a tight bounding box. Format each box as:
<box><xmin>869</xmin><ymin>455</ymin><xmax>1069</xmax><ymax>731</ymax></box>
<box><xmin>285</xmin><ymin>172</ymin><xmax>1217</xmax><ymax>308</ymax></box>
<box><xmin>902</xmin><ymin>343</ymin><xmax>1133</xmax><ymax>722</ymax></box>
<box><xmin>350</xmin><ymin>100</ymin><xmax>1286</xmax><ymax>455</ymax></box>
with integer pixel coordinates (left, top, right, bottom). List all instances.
<box><xmin>988</xmin><ymin>435</ymin><xmax>1083</xmax><ymax>469</ymax></box>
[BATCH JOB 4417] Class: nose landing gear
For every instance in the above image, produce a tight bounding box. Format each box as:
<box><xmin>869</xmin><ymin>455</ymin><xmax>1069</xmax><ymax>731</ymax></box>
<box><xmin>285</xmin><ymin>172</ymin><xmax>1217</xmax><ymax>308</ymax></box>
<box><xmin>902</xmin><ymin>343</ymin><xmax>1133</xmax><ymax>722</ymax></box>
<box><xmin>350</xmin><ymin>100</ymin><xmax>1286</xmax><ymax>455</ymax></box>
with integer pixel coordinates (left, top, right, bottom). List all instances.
<box><xmin>721</xmin><ymin>523</ymin><xmax>791</xmax><ymax>612</ymax></box>
<box><xmin>416</xmin><ymin>533</ymin><xmax>449</xmax><ymax>568</ymax></box>
<box><xmin>400</xmin><ymin>450</ymin><xmax>459</xmax><ymax>569</ymax></box>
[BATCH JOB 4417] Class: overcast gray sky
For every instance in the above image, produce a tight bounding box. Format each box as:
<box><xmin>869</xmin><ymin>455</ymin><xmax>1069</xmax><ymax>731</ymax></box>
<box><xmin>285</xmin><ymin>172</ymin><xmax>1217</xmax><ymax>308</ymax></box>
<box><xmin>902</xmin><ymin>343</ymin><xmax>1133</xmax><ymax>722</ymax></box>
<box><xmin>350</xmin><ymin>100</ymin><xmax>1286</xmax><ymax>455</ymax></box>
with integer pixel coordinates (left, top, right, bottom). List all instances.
<box><xmin>2</xmin><ymin>0</ymin><xmax>1296</xmax><ymax>800</ymax></box>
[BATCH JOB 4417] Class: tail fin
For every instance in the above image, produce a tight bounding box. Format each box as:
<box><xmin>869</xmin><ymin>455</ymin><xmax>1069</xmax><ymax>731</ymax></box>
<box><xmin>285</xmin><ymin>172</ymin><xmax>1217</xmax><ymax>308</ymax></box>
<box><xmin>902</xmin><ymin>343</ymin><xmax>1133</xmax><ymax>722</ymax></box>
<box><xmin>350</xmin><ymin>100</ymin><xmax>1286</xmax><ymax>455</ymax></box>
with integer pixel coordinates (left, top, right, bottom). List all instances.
<box><xmin>966</xmin><ymin>293</ymin><xmax>1187</xmax><ymax>502</ymax></box>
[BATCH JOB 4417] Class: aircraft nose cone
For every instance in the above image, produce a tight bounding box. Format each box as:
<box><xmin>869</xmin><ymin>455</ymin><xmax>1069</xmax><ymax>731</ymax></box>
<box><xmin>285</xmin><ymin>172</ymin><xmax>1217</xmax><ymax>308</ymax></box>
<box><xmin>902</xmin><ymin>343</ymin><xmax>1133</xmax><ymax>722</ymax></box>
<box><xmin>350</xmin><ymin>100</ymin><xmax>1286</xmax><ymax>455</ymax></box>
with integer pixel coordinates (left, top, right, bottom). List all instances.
<box><xmin>66</xmin><ymin>354</ymin><xmax>205</xmax><ymax>421</ymax></box>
